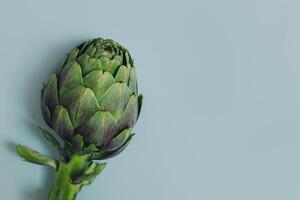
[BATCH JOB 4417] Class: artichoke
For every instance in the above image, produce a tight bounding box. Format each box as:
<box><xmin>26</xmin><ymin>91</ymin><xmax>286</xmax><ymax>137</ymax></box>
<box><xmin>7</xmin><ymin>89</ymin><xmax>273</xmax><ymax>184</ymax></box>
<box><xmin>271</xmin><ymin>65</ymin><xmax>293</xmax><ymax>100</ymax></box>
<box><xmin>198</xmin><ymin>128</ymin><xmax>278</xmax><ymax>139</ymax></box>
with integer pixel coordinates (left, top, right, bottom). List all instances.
<box><xmin>16</xmin><ymin>38</ymin><xmax>143</xmax><ymax>200</ymax></box>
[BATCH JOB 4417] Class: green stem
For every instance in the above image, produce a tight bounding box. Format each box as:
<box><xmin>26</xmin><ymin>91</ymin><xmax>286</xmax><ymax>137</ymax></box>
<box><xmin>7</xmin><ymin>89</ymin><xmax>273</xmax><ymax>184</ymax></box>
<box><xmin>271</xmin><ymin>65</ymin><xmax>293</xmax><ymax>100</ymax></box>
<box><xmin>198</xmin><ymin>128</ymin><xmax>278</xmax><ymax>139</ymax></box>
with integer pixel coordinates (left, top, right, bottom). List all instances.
<box><xmin>47</xmin><ymin>155</ymin><xmax>89</xmax><ymax>200</ymax></box>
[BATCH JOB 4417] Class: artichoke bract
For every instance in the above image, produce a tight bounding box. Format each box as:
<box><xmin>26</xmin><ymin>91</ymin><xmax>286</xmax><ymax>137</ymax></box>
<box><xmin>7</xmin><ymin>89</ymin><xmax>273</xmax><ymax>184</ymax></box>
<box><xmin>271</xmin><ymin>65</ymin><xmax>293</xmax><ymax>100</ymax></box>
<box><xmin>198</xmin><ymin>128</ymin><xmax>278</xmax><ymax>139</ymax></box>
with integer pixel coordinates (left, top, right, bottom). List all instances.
<box><xmin>16</xmin><ymin>38</ymin><xmax>143</xmax><ymax>200</ymax></box>
<box><xmin>42</xmin><ymin>38</ymin><xmax>142</xmax><ymax>159</ymax></box>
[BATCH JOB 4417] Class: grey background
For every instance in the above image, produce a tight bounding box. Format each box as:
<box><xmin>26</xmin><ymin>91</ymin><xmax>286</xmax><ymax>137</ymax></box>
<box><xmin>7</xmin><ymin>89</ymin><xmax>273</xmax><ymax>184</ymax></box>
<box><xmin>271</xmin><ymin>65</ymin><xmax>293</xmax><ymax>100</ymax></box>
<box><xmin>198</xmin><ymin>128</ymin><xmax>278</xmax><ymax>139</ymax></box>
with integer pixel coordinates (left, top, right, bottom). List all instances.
<box><xmin>1</xmin><ymin>0</ymin><xmax>300</xmax><ymax>199</ymax></box>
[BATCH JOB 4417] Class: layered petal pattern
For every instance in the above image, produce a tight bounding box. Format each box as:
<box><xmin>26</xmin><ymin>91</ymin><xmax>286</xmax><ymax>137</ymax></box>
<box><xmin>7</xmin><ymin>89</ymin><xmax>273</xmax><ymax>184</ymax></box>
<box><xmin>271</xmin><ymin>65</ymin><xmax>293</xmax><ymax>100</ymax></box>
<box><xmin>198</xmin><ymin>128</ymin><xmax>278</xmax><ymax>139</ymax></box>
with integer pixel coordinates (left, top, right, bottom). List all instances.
<box><xmin>41</xmin><ymin>38</ymin><xmax>142</xmax><ymax>159</ymax></box>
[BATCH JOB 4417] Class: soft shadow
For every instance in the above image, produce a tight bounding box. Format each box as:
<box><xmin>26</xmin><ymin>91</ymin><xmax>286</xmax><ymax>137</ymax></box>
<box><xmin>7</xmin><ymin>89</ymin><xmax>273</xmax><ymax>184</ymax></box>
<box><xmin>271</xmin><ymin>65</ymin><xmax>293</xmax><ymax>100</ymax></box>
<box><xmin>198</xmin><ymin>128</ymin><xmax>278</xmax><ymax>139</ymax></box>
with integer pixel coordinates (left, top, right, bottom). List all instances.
<box><xmin>14</xmin><ymin>38</ymin><xmax>85</xmax><ymax>200</ymax></box>
<box><xmin>21</xmin><ymin>168</ymin><xmax>54</xmax><ymax>200</ymax></box>
<box><xmin>6</xmin><ymin>134</ymin><xmax>56</xmax><ymax>200</ymax></box>
<box><xmin>5</xmin><ymin>141</ymin><xmax>18</xmax><ymax>154</ymax></box>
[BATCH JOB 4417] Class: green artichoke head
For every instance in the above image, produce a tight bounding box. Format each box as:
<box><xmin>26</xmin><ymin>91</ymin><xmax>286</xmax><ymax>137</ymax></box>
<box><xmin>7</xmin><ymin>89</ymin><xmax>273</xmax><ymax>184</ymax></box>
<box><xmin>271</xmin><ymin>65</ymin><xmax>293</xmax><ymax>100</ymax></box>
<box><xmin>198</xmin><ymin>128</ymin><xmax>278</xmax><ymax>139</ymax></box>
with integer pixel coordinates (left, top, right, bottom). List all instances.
<box><xmin>41</xmin><ymin>38</ymin><xmax>142</xmax><ymax>159</ymax></box>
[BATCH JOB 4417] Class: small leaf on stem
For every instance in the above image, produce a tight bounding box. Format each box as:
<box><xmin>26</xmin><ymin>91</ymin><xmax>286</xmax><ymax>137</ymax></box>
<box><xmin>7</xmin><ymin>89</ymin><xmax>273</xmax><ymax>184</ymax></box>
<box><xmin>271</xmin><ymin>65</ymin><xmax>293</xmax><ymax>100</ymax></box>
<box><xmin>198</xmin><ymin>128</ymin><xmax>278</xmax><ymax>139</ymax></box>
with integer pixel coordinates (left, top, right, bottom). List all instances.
<box><xmin>16</xmin><ymin>144</ymin><xmax>58</xmax><ymax>170</ymax></box>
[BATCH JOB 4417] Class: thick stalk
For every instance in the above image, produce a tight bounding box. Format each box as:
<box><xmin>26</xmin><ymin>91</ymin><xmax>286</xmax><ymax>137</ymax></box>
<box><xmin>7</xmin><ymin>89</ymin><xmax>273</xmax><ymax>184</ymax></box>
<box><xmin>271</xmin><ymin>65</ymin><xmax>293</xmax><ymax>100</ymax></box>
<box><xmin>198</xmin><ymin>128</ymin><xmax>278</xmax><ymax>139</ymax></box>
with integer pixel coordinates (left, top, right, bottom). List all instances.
<box><xmin>48</xmin><ymin>155</ymin><xmax>89</xmax><ymax>200</ymax></box>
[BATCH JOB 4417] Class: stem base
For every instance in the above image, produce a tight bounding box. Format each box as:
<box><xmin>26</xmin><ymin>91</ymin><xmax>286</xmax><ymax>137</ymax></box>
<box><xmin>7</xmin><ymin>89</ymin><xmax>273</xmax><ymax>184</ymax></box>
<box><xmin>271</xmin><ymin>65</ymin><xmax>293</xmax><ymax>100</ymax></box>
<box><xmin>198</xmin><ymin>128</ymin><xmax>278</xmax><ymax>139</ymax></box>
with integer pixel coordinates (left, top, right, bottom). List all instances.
<box><xmin>47</xmin><ymin>155</ymin><xmax>89</xmax><ymax>200</ymax></box>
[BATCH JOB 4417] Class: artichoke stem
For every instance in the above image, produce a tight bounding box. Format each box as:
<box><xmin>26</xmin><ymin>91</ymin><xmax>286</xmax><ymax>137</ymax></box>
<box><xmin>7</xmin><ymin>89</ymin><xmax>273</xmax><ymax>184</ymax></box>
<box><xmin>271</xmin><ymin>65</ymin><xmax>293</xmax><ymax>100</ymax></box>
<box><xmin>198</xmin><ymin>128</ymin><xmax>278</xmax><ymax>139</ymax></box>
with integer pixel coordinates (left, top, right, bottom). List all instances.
<box><xmin>47</xmin><ymin>155</ymin><xmax>90</xmax><ymax>200</ymax></box>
